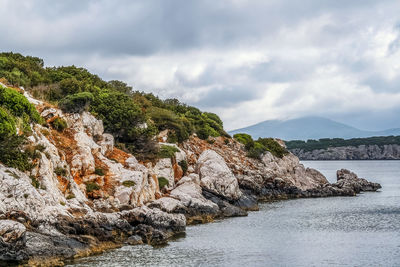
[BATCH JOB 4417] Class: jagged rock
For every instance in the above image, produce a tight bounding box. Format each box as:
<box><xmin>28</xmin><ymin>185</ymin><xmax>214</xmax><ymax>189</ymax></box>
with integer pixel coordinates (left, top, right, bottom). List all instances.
<box><xmin>202</xmin><ymin>191</ymin><xmax>247</xmax><ymax>218</ymax></box>
<box><xmin>125</xmin><ymin>235</ymin><xmax>143</xmax><ymax>245</ymax></box>
<box><xmin>170</xmin><ymin>178</ymin><xmax>219</xmax><ymax>222</ymax></box>
<box><xmin>0</xmin><ymin>220</ymin><xmax>27</xmax><ymax>262</ymax></box>
<box><xmin>335</xmin><ymin>169</ymin><xmax>381</xmax><ymax>193</ymax></box>
<box><xmin>148</xmin><ymin>197</ymin><xmax>187</xmax><ymax>214</ymax></box>
<box><xmin>197</xmin><ymin>150</ymin><xmax>242</xmax><ymax>201</ymax></box>
<box><xmin>120</xmin><ymin>206</ymin><xmax>186</xmax><ymax>233</ymax></box>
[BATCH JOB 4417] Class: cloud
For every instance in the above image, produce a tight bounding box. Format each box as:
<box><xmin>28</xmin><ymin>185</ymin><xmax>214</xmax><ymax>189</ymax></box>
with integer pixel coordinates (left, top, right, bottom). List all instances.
<box><xmin>1</xmin><ymin>0</ymin><xmax>400</xmax><ymax>131</ymax></box>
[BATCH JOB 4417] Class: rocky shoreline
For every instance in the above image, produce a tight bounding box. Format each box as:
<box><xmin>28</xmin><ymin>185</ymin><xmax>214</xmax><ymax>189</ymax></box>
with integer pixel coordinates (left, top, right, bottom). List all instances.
<box><xmin>0</xmin><ymin>91</ymin><xmax>382</xmax><ymax>266</ymax></box>
<box><xmin>290</xmin><ymin>144</ymin><xmax>400</xmax><ymax>160</ymax></box>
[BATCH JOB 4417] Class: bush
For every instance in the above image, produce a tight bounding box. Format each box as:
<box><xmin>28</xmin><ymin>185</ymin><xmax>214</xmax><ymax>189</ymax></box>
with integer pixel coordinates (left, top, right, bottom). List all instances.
<box><xmin>0</xmin><ymin>107</ymin><xmax>16</xmax><ymax>137</ymax></box>
<box><xmin>234</xmin><ymin>133</ymin><xmax>288</xmax><ymax>159</ymax></box>
<box><xmin>54</xmin><ymin>167</ymin><xmax>67</xmax><ymax>176</ymax></box>
<box><xmin>95</xmin><ymin>167</ymin><xmax>105</xmax><ymax>176</ymax></box>
<box><xmin>0</xmin><ymin>86</ymin><xmax>42</xmax><ymax>123</ymax></box>
<box><xmin>51</xmin><ymin>117</ymin><xmax>67</xmax><ymax>132</ymax></box>
<box><xmin>233</xmin><ymin>133</ymin><xmax>253</xmax><ymax>147</ymax></box>
<box><xmin>66</xmin><ymin>193</ymin><xmax>75</xmax><ymax>200</ymax></box>
<box><xmin>59</xmin><ymin>77</ymin><xmax>81</xmax><ymax>95</ymax></box>
<box><xmin>59</xmin><ymin>92</ymin><xmax>94</xmax><ymax>113</ymax></box>
<box><xmin>257</xmin><ymin>138</ymin><xmax>288</xmax><ymax>158</ymax></box>
<box><xmin>178</xmin><ymin>160</ymin><xmax>188</xmax><ymax>175</ymax></box>
<box><xmin>122</xmin><ymin>180</ymin><xmax>136</xmax><ymax>187</ymax></box>
<box><xmin>158</xmin><ymin>145</ymin><xmax>179</xmax><ymax>158</ymax></box>
<box><xmin>158</xmin><ymin>177</ymin><xmax>169</xmax><ymax>190</ymax></box>
<box><xmin>86</xmin><ymin>182</ymin><xmax>100</xmax><ymax>192</ymax></box>
<box><xmin>30</xmin><ymin>175</ymin><xmax>40</xmax><ymax>188</ymax></box>
<box><xmin>0</xmin><ymin>135</ymin><xmax>34</xmax><ymax>171</ymax></box>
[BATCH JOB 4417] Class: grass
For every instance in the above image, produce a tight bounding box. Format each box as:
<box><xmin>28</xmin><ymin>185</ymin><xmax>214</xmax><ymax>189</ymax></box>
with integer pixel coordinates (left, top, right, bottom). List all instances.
<box><xmin>122</xmin><ymin>180</ymin><xmax>136</xmax><ymax>187</ymax></box>
<box><xmin>30</xmin><ymin>175</ymin><xmax>40</xmax><ymax>188</ymax></box>
<box><xmin>158</xmin><ymin>177</ymin><xmax>169</xmax><ymax>190</ymax></box>
<box><xmin>54</xmin><ymin>167</ymin><xmax>67</xmax><ymax>176</ymax></box>
<box><xmin>95</xmin><ymin>167</ymin><xmax>105</xmax><ymax>176</ymax></box>
<box><xmin>86</xmin><ymin>182</ymin><xmax>100</xmax><ymax>192</ymax></box>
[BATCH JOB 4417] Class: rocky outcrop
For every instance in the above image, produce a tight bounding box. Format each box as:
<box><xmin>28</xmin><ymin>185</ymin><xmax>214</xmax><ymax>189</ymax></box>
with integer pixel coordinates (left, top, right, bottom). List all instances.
<box><xmin>197</xmin><ymin>150</ymin><xmax>242</xmax><ymax>201</ymax></box>
<box><xmin>0</xmin><ymin>90</ymin><xmax>382</xmax><ymax>265</ymax></box>
<box><xmin>291</xmin><ymin>144</ymin><xmax>400</xmax><ymax>160</ymax></box>
<box><xmin>335</xmin><ymin>169</ymin><xmax>381</xmax><ymax>192</ymax></box>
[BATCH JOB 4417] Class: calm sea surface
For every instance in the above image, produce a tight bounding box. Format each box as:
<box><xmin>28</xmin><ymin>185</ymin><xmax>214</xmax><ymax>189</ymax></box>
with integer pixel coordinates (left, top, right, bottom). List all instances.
<box><xmin>71</xmin><ymin>161</ymin><xmax>400</xmax><ymax>267</ymax></box>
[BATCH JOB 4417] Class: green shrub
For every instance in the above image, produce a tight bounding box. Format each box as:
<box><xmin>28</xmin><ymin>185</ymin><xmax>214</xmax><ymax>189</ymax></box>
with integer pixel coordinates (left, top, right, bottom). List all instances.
<box><xmin>257</xmin><ymin>138</ymin><xmax>288</xmax><ymax>158</ymax></box>
<box><xmin>54</xmin><ymin>167</ymin><xmax>67</xmax><ymax>176</ymax></box>
<box><xmin>51</xmin><ymin>117</ymin><xmax>67</xmax><ymax>132</ymax></box>
<box><xmin>59</xmin><ymin>92</ymin><xmax>94</xmax><ymax>113</ymax></box>
<box><xmin>59</xmin><ymin>77</ymin><xmax>81</xmax><ymax>95</ymax></box>
<box><xmin>234</xmin><ymin>133</ymin><xmax>288</xmax><ymax>159</ymax></box>
<box><xmin>122</xmin><ymin>180</ymin><xmax>136</xmax><ymax>187</ymax></box>
<box><xmin>30</xmin><ymin>175</ymin><xmax>40</xmax><ymax>188</ymax></box>
<box><xmin>0</xmin><ymin>107</ymin><xmax>16</xmax><ymax>137</ymax></box>
<box><xmin>0</xmin><ymin>135</ymin><xmax>34</xmax><ymax>171</ymax></box>
<box><xmin>66</xmin><ymin>193</ymin><xmax>75</xmax><ymax>200</ymax></box>
<box><xmin>158</xmin><ymin>177</ymin><xmax>169</xmax><ymax>190</ymax></box>
<box><xmin>34</xmin><ymin>144</ymin><xmax>46</xmax><ymax>152</ymax></box>
<box><xmin>86</xmin><ymin>182</ymin><xmax>100</xmax><ymax>192</ymax></box>
<box><xmin>94</xmin><ymin>167</ymin><xmax>105</xmax><ymax>176</ymax></box>
<box><xmin>0</xmin><ymin>86</ymin><xmax>42</xmax><ymax>123</ymax></box>
<box><xmin>24</xmin><ymin>193</ymin><xmax>29</xmax><ymax>199</ymax></box>
<box><xmin>178</xmin><ymin>160</ymin><xmax>188</xmax><ymax>175</ymax></box>
<box><xmin>158</xmin><ymin>145</ymin><xmax>179</xmax><ymax>158</ymax></box>
<box><xmin>247</xmin><ymin>142</ymin><xmax>267</xmax><ymax>160</ymax></box>
<box><xmin>233</xmin><ymin>133</ymin><xmax>254</xmax><ymax>147</ymax></box>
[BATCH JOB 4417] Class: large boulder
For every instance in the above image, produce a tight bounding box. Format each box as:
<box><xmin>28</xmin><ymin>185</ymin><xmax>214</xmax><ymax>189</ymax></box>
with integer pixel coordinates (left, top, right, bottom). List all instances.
<box><xmin>196</xmin><ymin>150</ymin><xmax>242</xmax><ymax>201</ymax></box>
<box><xmin>170</xmin><ymin>175</ymin><xmax>219</xmax><ymax>222</ymax></box>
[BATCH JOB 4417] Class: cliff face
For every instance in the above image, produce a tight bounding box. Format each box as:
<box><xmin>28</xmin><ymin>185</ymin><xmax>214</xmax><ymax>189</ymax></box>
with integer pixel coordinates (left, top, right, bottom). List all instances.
<box><xmin>291</xmin><ymin>144</ymin><xmax>400</xmax><ymax>160</ymax></box>
<box><xmin>0</xmin><ymin>90</ymin><xmax>381</xmax><ymax>265</ymax></box>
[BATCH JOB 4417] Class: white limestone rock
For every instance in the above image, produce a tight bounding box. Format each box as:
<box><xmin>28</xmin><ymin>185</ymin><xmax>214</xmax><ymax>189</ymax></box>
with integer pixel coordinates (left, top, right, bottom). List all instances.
<box><xmin>196</xmin><ymin>150</ymin><xmax>242</xmax><ymax>201</ymax></box>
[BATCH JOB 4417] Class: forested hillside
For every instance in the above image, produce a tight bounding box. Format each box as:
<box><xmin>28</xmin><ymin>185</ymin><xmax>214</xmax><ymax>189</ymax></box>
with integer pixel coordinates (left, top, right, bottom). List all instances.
<box><xmin>286</xmin><ymin>136</ymin><xmax>400</xmax><ymax>151</ymax></box>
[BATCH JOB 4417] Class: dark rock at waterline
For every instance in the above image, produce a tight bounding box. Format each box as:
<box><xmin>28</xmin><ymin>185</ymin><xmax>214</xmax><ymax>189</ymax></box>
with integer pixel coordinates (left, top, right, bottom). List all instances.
<box><xmin>203</xmin><ymin>190</ymin><xmax>248</xmax><ymax>218</ymax></box>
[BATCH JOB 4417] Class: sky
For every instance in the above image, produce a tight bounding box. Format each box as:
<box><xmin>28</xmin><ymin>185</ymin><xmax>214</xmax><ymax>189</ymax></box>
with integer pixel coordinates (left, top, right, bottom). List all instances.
<box><xmin>1</xmin><ymin>0</ymin><xmax>400</xmax><ymax>131</ymax></box>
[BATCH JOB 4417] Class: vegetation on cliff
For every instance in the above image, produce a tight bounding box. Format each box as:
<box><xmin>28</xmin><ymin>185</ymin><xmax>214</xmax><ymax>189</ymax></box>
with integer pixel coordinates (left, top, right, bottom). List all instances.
<box><xmin>233</xmin><ymin>133</ymin><xmax>288</xmax><ymax>159</ymax></box>
<box><xmin>286</xmin><ymin>136</ymin><xmax>400</xmax><ymax>151</ymax></box>
<box><xmin>0</xmin><ymin>84</ymin><xmax>43</xmax><ymax>171</ymax></box>
<box><xmin>0</xmin><ymin>52</ymin><xmax>228</xmax><ymax>159</ymax></box>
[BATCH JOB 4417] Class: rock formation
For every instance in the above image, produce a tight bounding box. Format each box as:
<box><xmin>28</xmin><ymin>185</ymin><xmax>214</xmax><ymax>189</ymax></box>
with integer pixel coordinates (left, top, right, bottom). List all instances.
<box><xmin>0</xmin><ymin>90</ymin><xmax>381</xmax><ymax>266</ymax></box>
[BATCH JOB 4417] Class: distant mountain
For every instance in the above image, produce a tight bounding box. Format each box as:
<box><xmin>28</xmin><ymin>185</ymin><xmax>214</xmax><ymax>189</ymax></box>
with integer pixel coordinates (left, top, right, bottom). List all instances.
<box><xmin>229</xmin><ymin>116</ymin><xmax>400</xmax><ymax>140</ymax></box>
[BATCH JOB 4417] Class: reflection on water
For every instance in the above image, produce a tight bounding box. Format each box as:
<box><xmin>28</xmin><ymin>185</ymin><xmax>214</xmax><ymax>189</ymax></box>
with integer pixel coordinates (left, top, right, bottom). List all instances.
<box><xmin>71</xmin><ymin>161</ymin><xmax>400</xmax><ymax>267</ymax></box>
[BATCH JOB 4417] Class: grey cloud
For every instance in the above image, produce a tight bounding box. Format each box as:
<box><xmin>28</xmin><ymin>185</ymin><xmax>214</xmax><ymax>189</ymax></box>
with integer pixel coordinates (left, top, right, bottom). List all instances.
<box><xmin>191</xmin><ymin>86</ymin><xmax>259</xmax><ymax>109</ymax></box>
<box><xmin>1</xmin><ymin>0</ymin><xmax>400</xmax><ymax>130</ymax></box>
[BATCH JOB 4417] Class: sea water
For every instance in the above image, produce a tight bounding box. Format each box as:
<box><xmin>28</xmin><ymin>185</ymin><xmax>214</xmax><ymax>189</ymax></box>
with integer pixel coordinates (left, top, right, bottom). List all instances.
<box><xmin>71</xmin><ymin>161</ymin><xmax>400</xmax><ymax>267</ymax></box>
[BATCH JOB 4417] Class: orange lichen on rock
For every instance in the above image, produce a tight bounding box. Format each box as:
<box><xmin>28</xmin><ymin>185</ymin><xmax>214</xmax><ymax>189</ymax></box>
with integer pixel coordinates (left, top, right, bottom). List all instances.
<box><xmin>57</xmin><ymin>176</ymin><xmax>69</xmax><ymax>194</ymax></box>
<box><xmin>173</xmin><ymin>163</ymin><xmax>183</xmax><ymax>183</ymax></box>
<box><xmin>106</xmin><ymin>148</ymin><xmax>130</xmax><ymax>165</ymax></box>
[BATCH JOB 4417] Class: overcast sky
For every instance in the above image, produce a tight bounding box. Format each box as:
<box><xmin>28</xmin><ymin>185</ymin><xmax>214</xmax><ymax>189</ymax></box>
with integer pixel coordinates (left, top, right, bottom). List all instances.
<box><xmin>1</xmin><ymin>0</ymin><xmax>400</xmax><ymax>131</ymax></box>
